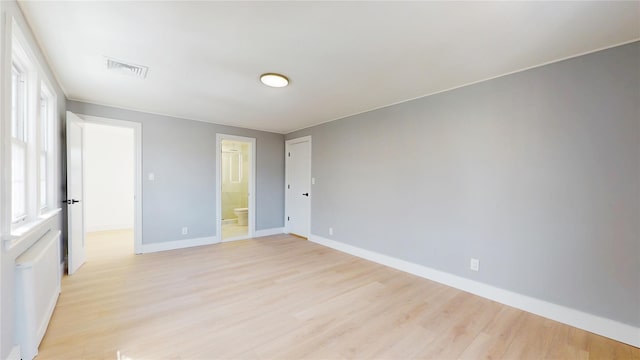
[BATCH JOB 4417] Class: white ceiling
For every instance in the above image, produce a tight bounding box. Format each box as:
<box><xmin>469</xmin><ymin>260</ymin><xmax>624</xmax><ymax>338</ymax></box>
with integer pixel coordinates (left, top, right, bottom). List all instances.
<box><xmin>19</xmin><ymin>1</ymin><xmax>640</xmax><ymax>134</ymax></box>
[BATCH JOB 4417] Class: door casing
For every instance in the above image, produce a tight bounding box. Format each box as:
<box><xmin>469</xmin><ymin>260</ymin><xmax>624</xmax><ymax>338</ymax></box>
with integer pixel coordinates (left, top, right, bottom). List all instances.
<box><xmin>66</xmin><ymin>113</ymin><xmax>143</xmax><ymax>266</ymax></box>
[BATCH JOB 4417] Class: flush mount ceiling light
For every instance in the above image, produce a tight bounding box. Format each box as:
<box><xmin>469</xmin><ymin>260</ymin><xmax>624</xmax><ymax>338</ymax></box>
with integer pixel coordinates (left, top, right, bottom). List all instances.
<box><xmin>260</xmin><ymin>73</ymin><xmax>289</xmax><ymax>88</ymax></box>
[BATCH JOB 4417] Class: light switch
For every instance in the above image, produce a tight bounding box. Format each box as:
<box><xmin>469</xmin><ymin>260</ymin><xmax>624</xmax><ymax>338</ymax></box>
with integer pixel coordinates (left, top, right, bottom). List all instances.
<box><xmin>148</xmin><ymin>173</ymin><xmax>155</xmax><ymax>181</ymax></box>
<box><xmin>312</xmin><ymin>177</ymin><xmax>316</xmax><ymax>185</ymax></box>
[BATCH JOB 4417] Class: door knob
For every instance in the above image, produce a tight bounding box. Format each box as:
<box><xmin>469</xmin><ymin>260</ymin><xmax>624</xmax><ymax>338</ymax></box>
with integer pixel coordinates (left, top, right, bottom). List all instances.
<box><xmin>302</xmin><ymin>193</ymin><xmax>309</xmax><ymax>197</ymax></box>
<box><xmin>62</xmin><ymin>199</ymin><xmax>80</xmax><ymax>204</ymax></box>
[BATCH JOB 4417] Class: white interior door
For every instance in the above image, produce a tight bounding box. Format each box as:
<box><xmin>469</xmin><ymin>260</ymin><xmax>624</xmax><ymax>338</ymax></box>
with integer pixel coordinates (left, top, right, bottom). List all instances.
<box><xmin>66</xmin><ymin>111</ymin><xmax>86</xmax><ymax>274</ymax></box>
<box><xmin>286</xmin><ymin>137</ymin><xmax>311</xmax><ymax>238</ymax></box>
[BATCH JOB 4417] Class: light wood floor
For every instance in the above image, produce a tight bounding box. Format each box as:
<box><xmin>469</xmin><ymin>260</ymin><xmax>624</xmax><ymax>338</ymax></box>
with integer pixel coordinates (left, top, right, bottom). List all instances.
<box><xmin>39</xmin><ymin>232</ymin><xmax>638</xmax><ymax>359</ymax></box>
<box><xmin>221</xmin><ymin>223</ymin><xmax>249</xmax><ymax>241</ymax></box>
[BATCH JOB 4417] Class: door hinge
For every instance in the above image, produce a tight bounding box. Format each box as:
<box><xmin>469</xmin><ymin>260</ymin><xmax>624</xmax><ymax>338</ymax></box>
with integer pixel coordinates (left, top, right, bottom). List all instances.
<box><xmin>288</xmin><ymin>152</ymin><xmax>291</xmax><ymax>157</ymax></box>
<box><xmin>287</xmin><ymin>216</ymin><xmax>290</xmax><ymax>221</ymax></box>
<box><xmin>287</xmin><ymin>184</ymin><xmax>290</xmax><ymax>189</ymax></box>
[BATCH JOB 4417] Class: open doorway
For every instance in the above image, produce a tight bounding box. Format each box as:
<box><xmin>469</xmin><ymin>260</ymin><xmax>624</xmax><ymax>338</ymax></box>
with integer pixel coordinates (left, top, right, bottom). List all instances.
<box><xmin>216</xmin><ymin>134</ymin><xmax>256</xmax><ymax>242</ymax></box>
<box><xmin>83</xmin><ymin>121</ymin><xmax>136</xmax><ymax>261</ymax></box>
<box><xmin>66</xmin><ymin>112</ymin><xmax>142</xmax><ymax>274</ymax></box>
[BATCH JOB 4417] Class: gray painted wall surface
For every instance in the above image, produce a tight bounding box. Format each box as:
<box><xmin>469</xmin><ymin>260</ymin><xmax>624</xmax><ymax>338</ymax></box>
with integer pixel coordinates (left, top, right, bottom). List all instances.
<box><xmin>66</xmin><ymin>101</ymin><xmax>285</xmax><ymax>244</ymax></box>
<box><xmin>287</xmin><ymin>42</ymin><xmax>640</xmax><ymax>327</ymax></box>
<box><xmin>0</xmin><ymin>1</ymin><xmax>67</xmax><ymax>358</ymax></box>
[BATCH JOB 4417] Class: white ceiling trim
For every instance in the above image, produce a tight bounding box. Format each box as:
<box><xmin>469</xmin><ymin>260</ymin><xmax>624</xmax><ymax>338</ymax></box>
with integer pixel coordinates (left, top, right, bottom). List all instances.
<box><xmin>286</xmin><ymin>37</ymin><xmax>640</xmax><ymax>134</ymax></box>
<box><xmin>18</xmin><ymin>1</ymin><xmax>640</xmax><ymax>134</ymax></box>
<box><xmin>69</xmin><ymin>38</ymin><xmax>639</xmax><ymax>135</ymax></box>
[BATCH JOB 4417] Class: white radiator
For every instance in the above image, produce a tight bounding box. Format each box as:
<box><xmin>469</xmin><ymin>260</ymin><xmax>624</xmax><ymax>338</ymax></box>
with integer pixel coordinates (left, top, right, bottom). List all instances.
<box><xmin>15</xmin><ymin>230</ymin><xmax>62</xmax><ymax>360</ymax></box>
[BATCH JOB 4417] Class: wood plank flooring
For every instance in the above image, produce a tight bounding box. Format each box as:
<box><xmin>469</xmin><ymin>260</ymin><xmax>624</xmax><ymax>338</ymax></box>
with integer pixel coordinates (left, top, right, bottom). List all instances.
<box><xmin>38</xmin><ymin>231</ymin><xmax>639</xmax><ymax>359</ymax></box>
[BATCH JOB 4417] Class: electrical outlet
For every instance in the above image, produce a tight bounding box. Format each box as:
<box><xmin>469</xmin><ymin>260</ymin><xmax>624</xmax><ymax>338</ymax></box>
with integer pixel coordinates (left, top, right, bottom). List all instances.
<box><xmin>329</xmin><ymin>227</ymin><xmax>333</xmax><ymax>235</ymax></box>
<box><xmin>470</xmin><ymin>258</ymin><xmax>479</xmax><ymax>272</ymax></box>
<box><xmin>181</xmin><ymin>227</ymin><xmax>188</xmax><ymax>235</ymax></box>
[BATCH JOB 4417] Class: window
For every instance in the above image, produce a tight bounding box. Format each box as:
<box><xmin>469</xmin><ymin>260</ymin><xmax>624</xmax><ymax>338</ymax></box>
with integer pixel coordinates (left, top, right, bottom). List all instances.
<box><xmin>39</xmin><ymin>90</ymin><xmax>50</xmax><ymax>210</ymax></box>
<box><xmin>3</xmin><ymin>21</ymin><xmax>59</xmax><ymax>235</ymax></box>
<box><xmin>11</xmin><ymin>63</ymin><xmax>27</xmax><ymax>223</ymax></box>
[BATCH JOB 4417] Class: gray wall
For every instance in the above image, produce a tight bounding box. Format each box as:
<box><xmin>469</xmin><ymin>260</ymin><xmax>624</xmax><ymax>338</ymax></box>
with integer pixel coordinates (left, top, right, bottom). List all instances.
<box><xmin>0</xmin><ymin>1</ymin><xmax>67</xmax><ymax>358</ymax></box>
<box><xmin>66</xmin><ymin>101</ymin><xmax>285</xmax><ymax>244</ymax></box>
<box><xmin>287</xmin><ymin>42</ymin><xmax>640</xmax><ymax>327</ymax></box>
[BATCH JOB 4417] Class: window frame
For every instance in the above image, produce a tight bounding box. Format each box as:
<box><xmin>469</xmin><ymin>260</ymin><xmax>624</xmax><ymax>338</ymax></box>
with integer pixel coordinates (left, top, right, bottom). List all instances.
<box><xmin>39</xmin><ymin>84</ymin><xmax>55</xmax><ymax>213</ymax></box>
<box><xmin>10</xmin><ymin>38</ymin><xmax>31</xmax><ymax>228</ymax></box>
<box><xmin>1</xmin><ymin>17</ymin><xmax>60</xmax><ymax>239</ymax></box>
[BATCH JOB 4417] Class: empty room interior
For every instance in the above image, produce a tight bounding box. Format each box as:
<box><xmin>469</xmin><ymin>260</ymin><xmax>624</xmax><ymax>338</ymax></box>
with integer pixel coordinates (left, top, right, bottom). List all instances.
<box><xmin>0</xmin><ymin>1</ymin><xmax>638</xmax><ymax>359</ymax></box>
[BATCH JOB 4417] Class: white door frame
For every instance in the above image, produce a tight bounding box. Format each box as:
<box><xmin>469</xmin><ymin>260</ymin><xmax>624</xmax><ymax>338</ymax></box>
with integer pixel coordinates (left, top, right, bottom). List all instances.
<box><xmin>78</xmin><ymin>114</ymin><xmax>143</xmax><ymax>254</ymax></box>
<box><xmin>284</xmin><ymin>136</ymin><xmax>312</xmax><ymax>237</ymax></box>
<box><xmin>216</xmin><ymin>134</ymin><xmax>256</xmax><ymax>242</ymax></box>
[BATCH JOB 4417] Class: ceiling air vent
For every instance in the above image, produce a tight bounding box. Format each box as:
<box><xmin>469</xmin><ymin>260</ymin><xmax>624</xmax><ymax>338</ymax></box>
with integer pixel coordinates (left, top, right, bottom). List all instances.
<box><xmin>105</xmin><ymin>57</ymin><xmax>148</xmax><ymax>79</ymax></box>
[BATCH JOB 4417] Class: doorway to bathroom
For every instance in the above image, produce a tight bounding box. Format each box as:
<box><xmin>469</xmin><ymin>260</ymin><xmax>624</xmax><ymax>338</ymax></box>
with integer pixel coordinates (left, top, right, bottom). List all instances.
<box><xmin>216</xmin><ymin>134</ymin><xmax>256</xmax><ymax>242</ymax></box>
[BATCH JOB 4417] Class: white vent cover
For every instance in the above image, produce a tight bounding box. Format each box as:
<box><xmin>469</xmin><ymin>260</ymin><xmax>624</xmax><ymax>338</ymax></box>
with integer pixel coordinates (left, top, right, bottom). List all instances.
<box><xmin>105</xmin><ymin>57</ymin><xmax>148</xmax><ymax>78</ymax></box>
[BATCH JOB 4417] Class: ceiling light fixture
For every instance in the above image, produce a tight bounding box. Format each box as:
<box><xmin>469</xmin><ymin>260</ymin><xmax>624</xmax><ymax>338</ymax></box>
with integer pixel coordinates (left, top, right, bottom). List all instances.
<box><xmin>260</xmin><ymin>73</ymin><xmax>289</xmax><ymax>88</ymax></box>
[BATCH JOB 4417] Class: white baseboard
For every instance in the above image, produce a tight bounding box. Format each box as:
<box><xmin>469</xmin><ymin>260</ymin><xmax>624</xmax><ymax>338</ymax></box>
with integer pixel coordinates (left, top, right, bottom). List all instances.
<box><xmin>86</xmin><ymin>224</ymin><xmax>133</xmax><ymax>233</ymax></box>
<box><xmin>141</xmin><ymin>236</ymin><xmax>218</xmax><ymax>254</ymax></box>
<box><xmin>309</xmin><ymin>234</ymin><xmax>640</xmax><ymax>348</ymax></box>
<box><xmin>254</xmin><ymin>227</ymin><xmax>284</xmax><ymax>238</ymax></box>
<box><xmin>6</xmin><ymin>345</ymin><xmax>20</xmax><ymax>360</ymax></box>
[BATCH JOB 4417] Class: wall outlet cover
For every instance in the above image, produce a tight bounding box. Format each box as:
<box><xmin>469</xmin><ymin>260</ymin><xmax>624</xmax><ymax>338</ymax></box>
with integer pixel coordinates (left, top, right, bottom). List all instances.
<box><xmin>470</xmin><ymin>258</ymin><xmax>480</xmax><ymax>272</ymax></box>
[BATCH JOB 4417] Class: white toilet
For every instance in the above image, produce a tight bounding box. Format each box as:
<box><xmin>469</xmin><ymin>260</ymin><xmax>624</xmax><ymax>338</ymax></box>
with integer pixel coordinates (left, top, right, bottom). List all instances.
<box><xmin>233</xmin><ymin>208</ymin><xmax>248</xmax><ymax>226</ymax></box>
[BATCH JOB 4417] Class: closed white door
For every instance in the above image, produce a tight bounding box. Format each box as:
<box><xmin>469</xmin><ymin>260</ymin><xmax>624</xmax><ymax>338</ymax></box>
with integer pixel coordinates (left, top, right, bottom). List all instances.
<box><xmin>66</xmin><ymin>111</ymin><xmax>86</xmax><ymax>274</ymax></box>
<box><xmin>286</xmin><ymin>138</ymin><xmax>311</xmax><ymax>238</ymax></box>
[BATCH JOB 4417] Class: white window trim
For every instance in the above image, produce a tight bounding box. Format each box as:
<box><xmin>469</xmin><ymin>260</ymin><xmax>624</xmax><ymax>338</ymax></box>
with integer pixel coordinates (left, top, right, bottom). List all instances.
<box><xmin>10</xmin><ymin>137</ymin><xmax>27</xmax><ymax>224</ymax></box>
<box><xmin>1</xmin><ymin>16</ymin><xmax>60</xmax><ymax>243</ymax></box>
<box><xmin>1</xmin><ymin>15</ymin><xmax>15</xmax><ymax>239</ymax></box>
<box><xmin>10</xmin><ymin>52</ymin><xmax>29</xmax><ymax>227</ymax></box>
<box><xmin>39</xmin><ymin>83</ymin><xmax>56</xmax><ymax>213</ymax></box>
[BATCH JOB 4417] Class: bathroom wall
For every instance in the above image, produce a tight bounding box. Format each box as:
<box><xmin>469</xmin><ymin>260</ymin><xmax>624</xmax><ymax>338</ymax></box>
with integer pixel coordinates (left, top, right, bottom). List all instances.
<box><xmin>221</xmin><ymin>142</ymin><xmax>250</xmax><ymax>220</ymax></box>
